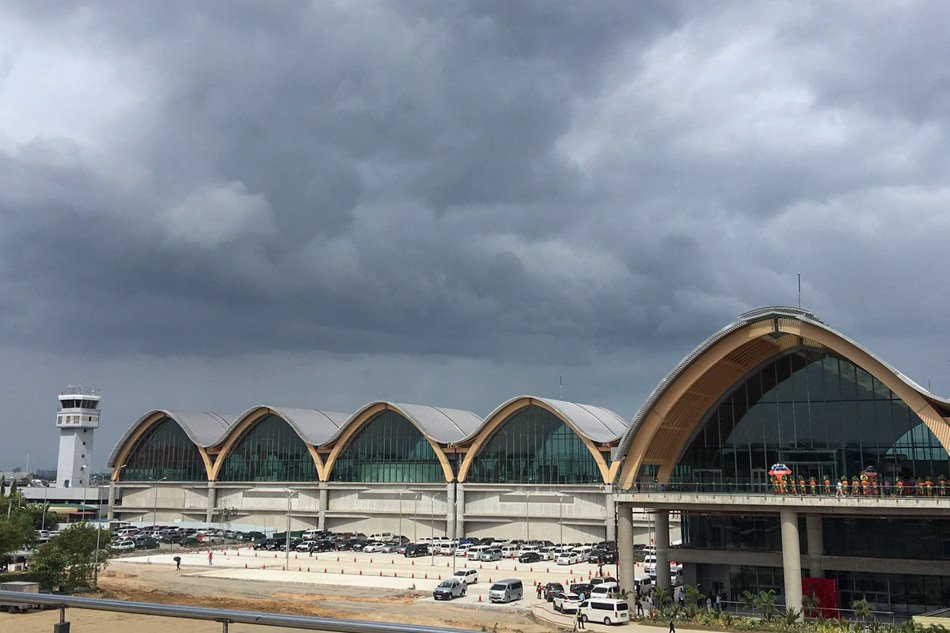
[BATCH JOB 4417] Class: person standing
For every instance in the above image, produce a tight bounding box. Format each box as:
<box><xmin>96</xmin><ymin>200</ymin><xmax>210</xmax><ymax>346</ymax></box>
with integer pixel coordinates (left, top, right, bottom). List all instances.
<box><xmin>836</xmin><ymin>479</ymin><xmax>843</xmax><ymax>498</ymax></box>
<box><xmin>537</xmin><ymin>582</ymin><xmax>544</xmax><ymax>600</ymax></box>
<box><xmin>208</xmin><ymin>550</ymin><xmax>213</xmax><ymax>566</ymax></box>
<box><xmin>575</xmin><ymin>607</ymin><xmax>585</xmax><ymax>630</ymax></box>
<box><xmin>174</xmin><ymin>555</ymin><xmax>181</xmax><ymax>571</ymax></box>
<box><xmin>636</xmin><ymin>598</ymin><xmax>645</xmax><ymax>617</ymax></box>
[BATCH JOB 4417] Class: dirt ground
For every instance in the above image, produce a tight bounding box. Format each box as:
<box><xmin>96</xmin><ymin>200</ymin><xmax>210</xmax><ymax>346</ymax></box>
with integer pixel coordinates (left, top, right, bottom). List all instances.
<box><xmin>0</xmin><ymin>561</ymin><xmax>557</xmax><ymax>633</ymax></box>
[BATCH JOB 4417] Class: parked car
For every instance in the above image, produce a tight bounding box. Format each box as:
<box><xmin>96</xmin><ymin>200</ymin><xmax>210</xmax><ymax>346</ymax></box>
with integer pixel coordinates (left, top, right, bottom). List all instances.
<box><xmin>453</xmin><ymin>569</ymin><xmax>478</xmax><ymax>585</ymax></box>
<box><xmin>111</xmin><ymin>539</ymin><xmax>136</xmax><ymax>551</ymax></box>
<box><xmin>467</xmin><ymin>545</ymin><xmax>488</xmax><ymax>560</ymax></box>
<box><xmin>543</xmin><ymin>582</ymin><xmax>564</xmax><ymax>601</ymax></box>
<box><xmin>362</xmin><ymin>542</ymin><xmax>386</xmax><ymax>553</ymax></box>
<box><xmin>295</xmin><ymin>540</ymin><xmax>316</xmax><ymax>552</ymax></box>
<box><xmin>553</xmin><ymin>591</ymin><xmax>582</xmax><ymax>613</ymax></box>
<box><xmin>518</xmin><ymin>552</ymin><xmax>541</xmax><ymax>564</ymax></box>
<box><xmin>500</xmin><ymin>545</ymin><xmax>518</xmax><ymax>558</ymax></box>
<box><xmin>479</xmin><ymin>548</ymin><xmax>502</xmax><ymax>562</ymax></box>
<box><xmin>433</xmin><ymin>579</ymin><xmax>466</xmax><ymax>600</ymax></box>
<box><xmin>404</xmin><ymin>543</ymin><xmax>428</xmax><ymax>558</ymax></box>
<box><xmin>556</xmin><ymin>552</ymin><xmax>580</xmax><ymax>565</ymax></box>
<box><xmin>590</xmin><ymin>582</ymin><xmax>620</xmax><ymax>598</ymax></box>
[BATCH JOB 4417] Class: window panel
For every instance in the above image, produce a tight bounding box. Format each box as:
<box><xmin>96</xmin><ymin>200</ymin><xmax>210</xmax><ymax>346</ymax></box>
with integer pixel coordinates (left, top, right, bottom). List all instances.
<box><xmin>122</xmin><ymin>418</ymin><xmax>207</xmax><ymax>482</ymax></box>
<box><xmin>468</xmin><ymin>405</ymin><xmax>601</xmax><ymax>484</ymax></box>
<box><xmin>331</xmin><ymin>411</ymin><xmax>443</xmax><ymax>483</ymax></box>
<box><xmin>219</xmin><ymin>415</ymin><xmax>317</xmax><ymax>482</ymax></box>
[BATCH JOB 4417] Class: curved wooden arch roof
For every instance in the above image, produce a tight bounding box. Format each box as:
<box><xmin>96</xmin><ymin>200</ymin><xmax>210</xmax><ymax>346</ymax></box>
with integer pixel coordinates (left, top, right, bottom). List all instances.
<box><xmin>614</xmin><ymin>306</ymin><xmax>950</xmax><ymax>488</ymax></box>
<box><xmin>456</xmin><ymin>395</ymin><xmax>628</xmax><ymax>484</ymax></box>
<box><xmin>107</xmin><ymin>410</ymin><xmax>235</xmax><ymax>481</ymax></box>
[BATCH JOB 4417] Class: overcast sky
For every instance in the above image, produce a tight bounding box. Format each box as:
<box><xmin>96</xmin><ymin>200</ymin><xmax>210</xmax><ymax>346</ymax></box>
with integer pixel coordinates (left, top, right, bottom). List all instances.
<box><xmin>2</xmin><ymin>1</ymin><xmax>949</xmax><ymax>471</ymax></box>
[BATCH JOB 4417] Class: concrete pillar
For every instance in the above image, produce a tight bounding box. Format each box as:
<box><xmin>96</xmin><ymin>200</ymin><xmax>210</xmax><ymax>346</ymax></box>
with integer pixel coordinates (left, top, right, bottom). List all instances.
<box><xmin>456</xmin><ymin>484</ymin><xmax>465</xmax><ymax>538</ymax></box>
<box><xmin>605</xmin><ymin>485</ymin><xmax>616</xmax><ymax>542</ymax></box>
<box><xmin>617</xmin><ymin>502</ymin><xmax>635</xmax><ymax>594</ymax></box>
<box><xmin>781</xmin><ymin>509</ymin><xmax>803</xmax><ymax>614</ymax></box>
<box><xmin>446</xmin><ymin>482</ymin><xmax>457</xmax><ymax>540</ymax></box>
<box><xmin>318</xmin><ymin>483</ymin><xmax>328</xmax><ymax>531</ymax></box>
<box><xmin>205</xmin><ymin>481</ymin><xmax>217</xmax><ymax>524</ymax></box>
<box><xmin>107</xmin><ymin>482</ymin><xmax>116</xmax><ymax>520</ymax></box>
<box><xmin>805</xmin><ymin>514</ymin><xmax>824</xmax><ymax>578</ymax></box>
<box><xmin>655</xmin><ymin>510</ymin><xmax>671</xmax><ymax>593</ymax></box>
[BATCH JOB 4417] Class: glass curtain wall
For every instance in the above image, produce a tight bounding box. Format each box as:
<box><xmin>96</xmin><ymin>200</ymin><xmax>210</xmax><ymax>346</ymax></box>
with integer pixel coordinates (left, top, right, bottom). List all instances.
<box><xmin>121</xmin><ymin>417</ymin><xmax>207</xmax><ymax>481</ymax></box>
<box><xmin>467</xmin><ymin>405</ymin><xmax>602</xmax><ymax>484</ymax></box>
<box><xmin>330</xmin><ymin>410</ymin><xmax>444</xmax><ymax>483</ymax></box>
<box><xmin>673</xmin><ymin>348</ymin><xmax>950</xmax><ymax>490</ymax></box>
<box><xmin>218</xmin><ymin>414</ymin><xmax>318</xmax><ymax>482</ymax></box>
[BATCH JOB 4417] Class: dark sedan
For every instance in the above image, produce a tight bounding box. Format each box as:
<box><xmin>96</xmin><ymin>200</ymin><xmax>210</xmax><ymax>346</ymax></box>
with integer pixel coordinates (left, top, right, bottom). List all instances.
<box><xmin>543</xmin><ymin>582</ymin><xmax>564</xmax><ymax>601</ymax></box>
<box><xmin>518</xmin><ymin>552</ymin><xmax>542</xmax><ymax>563</ymax></box>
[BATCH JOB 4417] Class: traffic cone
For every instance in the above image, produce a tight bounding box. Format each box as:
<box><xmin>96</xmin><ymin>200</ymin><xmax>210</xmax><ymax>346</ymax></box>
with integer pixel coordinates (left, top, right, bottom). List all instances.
<box><xmin>380</xmin><ymin>571</ymin><xmax>383</xmax><ymax>576</ymax></box>
<box><xmin>244</xmin><ymin>563</ymin><xmax>247</xmax><ymax>569</ymax></box>
<box><xmin>478</xmin><ymin>595</ymin><xmax>482</xmax><ymax>602</ymax></box>
<box><xmin>263</xmin><ymin>564</ymin><xmax>266</xmax><ymax>570</ymax></box>
<box><xmin>424</xmin><ymin>574</ymin><xmax>428</xmax><ymax>579</ymax></box>
<box><xmin>359</xmin><ymin>570</ymin><xmax>362</xmax><ymax>575</ymax></box>
<box><xmin>370</xmin><ymin>558</ymin><xmax>373</xmax><ymax>563</ymax></box>
<box><xmin>307</xmin><ymin>567</ymin><xmax>310</xmax><ymax>572</ymax></box>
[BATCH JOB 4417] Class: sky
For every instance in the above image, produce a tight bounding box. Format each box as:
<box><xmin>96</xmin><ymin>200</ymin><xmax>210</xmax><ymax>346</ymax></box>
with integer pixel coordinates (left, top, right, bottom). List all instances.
<box><xmin>1</xmin><ymin>1</ymin><xmax>949</xmax><ymax>471</ymax></box>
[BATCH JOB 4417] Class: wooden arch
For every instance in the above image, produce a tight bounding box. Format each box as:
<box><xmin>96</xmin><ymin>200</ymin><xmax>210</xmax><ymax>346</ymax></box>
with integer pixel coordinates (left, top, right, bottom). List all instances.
<box><xmin>616</xmin><ymin>316</ymin><xmax>950</xmax><ymax>489</ymax></box>
<box><xmin>208</xmin><ymin>407</ymin><xmax>323</xmax><ymax>482</ymax></box>
<box><xmin>321</xmin><ymin>403</ymin><xmax>455</xmax><ymax>483</ymax></box>
<box><xmin>110</xmin><ymin>411</ymin><xmax>214</xmax><ymax>482</ymax></box>
<box><xmin>456</xmin><ymin>397</ymin><xmax>612</xmax><ymax>484</ymax></box>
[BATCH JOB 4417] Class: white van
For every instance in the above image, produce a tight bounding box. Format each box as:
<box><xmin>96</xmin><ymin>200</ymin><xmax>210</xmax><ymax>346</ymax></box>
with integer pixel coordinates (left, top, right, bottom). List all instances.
<box><xmin>643</xmin><ymin>554</ymin><xmax>656</xmax><ymax>574</ymax></box>
<box><xmin>517</xmin><ymin>544</ymin><xmax>540</xmax><ymax>557</ymax></box>
<box><xmin>572</xmin><ymin>545</ymin><xmax>593</xmax><ymax>557</ymax></box>
<box><xmin>489</xmin><ymin>578</ymin><xmax>523</xmax><ymax>603</ymax></box>
<box><xmin>467</xmin><ymin>545</ymin><xmax>488</xmax><ymax>560</ymax></box>
<box><xmin>579</xmin><ymin>598</ymin><xmax>630</xmax><ymax>626</ymax></box>
<box><xmin>500</xmin><ymin>545</ymin><xmax>519</xmax><ymax>558</ymax></box>
<box><xmin>590</xmin><ymin>582</ymin><xmax>619</xmax><ymax>598</ymax></box>
<box><xmin>369</xmin><ymin>532</ymin><xmax>394</xmax><ymax>541</ymax></box>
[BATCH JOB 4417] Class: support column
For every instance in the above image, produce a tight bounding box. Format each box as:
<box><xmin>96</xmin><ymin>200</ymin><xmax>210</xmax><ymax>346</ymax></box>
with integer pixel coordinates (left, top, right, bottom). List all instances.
<box><xmin>617</xmin><ymin>502</ymin><xmax>635</xmax><ymax>594</ymax></box>
<box><xmin>655</xmin><ymin>510</ymin><xmax>671</xmax><ymax>594</ymax></box>
<box><xmin>446</xmin><ymin>482</ymin><xmax>457</xmax><ymax>540</ymax></box>
<box><xmin>781</xmin><ymin>509</ymin><xmax>803</xmax><ymax>614</ymax></box>
<box><xmin>455</xmin><ymin>484</ymin><xmax>465</xmax><ymax>538</ymax></box>
<box><xmin>318</xmin><ymin>483</ymin><xmax>328</xmax><ymax>531</ymax></box>
<box><xmin>805</xmin><ymin>514</ymin><xmax>824</xmax><ymax>579</ymax></box>
<box><xmin>107</xmin><ymin>482</ymin><xmax>116</xmax><ymax>520</ymax></box>
<box><xmin>205</xmin><ymin>481</ymin><xmax>217</xmax><ymax>524</ymax></box>
<box><xmin>605</xmin><ymin>485</ymin><xmax>616</xmax><ymax>542</ymax></box>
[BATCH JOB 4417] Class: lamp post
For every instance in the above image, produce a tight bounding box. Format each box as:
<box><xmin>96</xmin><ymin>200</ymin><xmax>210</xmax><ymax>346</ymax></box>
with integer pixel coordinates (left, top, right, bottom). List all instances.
<box><xmin>41</xmin><ymin>481</ymin><xmax>49</xmax><ymax>531</ymax></box>
<box><xmin>280</xmin><ymin>488</ymin><xmax>299</xmax><ymax>572</ymax></box>
<box><xmin>524</xmin><ymin>489</ymin><xmax>531</xmax><ymax>544</ymax></box>
<box><xmin>147</xmin><ymin>476</ymin><xmax>166</xmax><ymax>564</ymax></box>
<box><xmin>556</xmin><ymin>493</ymin><xmax>568</xmax><ymax>546</ymax></box>
<box><xmin>412</xmin><ymin>492</ymin><xmax>421</xmax><ymax>542</ymax></box>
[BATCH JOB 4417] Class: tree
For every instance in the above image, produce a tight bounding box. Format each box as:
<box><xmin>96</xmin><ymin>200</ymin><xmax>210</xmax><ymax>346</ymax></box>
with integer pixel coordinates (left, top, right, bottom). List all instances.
<box><xmin>8</xmin><ymin>479</ymin><xmax>17</xmax><ymax>497</ymax></box>
<box><xmin>852</xmin><ymin>598</ymin><xmax>874</xmax><ymax>623</ymax></box>
<box><xmin>683</xmin><ymin>584</ymin><xmax>706</xmax><ymax>618</ymax></box>
<box><xmin>32</xmin><ymin>523</ymin><xmax>111</xmax><ymax>591</ymax></box>
<box><xmin>802</xmin><ymin>592</ymin><xmax>822</xmax><ymax>619</ymax></box>
<box><xmin>0</xmin><ymin>510</ymin><xmax>36</xmax><ymax>557</ymax></box>
<box><xmin>0</xmin><ymin>475</ymin><xmax>6</xmax><ymax>497</ymax></box>
<box><xmin>756</xmin><ymin>589</ymin><xmax>778</xmax><ymax>622</ymax></box>
<box><xmin>653</xmin><ymin>587</ymin><xmax>673</xmax><ymax>616</ymax></box>
<box><xmin>740</xmin><ymin>590</ymin><xmax>758</xmax><ymax>615</ymax></box>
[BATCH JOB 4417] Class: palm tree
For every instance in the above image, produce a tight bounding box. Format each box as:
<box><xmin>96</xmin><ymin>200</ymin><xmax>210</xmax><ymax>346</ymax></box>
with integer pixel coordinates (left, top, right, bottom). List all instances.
<box><xmin>653</xmin><ymin>587</ymin><xmax>672</xmax><ymax>616</ymax></box>
<box><xmin>852</xmin><ymin>598</ymin><xmax>874</xmax><ymax>623</ymax></box>
<box><xmin>756</xmin><ymin>589</ymin><xmax>777</xmax><ymax>622</ymax></box>
<box><xmin>683</xmin><ymin>584</ymin><xmax>706</xmax><ymax>618</ymax></box>
<box><xmin>802</xmin><ymin>592</ymin><xmax>822</xmax><ymax>619</ymax></box>
<box><xmin>740</xmin><ymin>590</ymin><xmax>758</xmax><ymax>616</ymax></box>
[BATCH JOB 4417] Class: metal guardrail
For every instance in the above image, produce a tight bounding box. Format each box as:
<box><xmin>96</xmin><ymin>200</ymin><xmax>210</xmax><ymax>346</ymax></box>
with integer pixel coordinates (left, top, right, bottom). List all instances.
<box><xmin>0</xmin><ymin>590</ymin><xmax>471</xmax><ymax>633</ymax></box>
<box><xmin>617</xmin><ymin>480</ymin><xmax>950</xmax><ymax>500</ymax></box>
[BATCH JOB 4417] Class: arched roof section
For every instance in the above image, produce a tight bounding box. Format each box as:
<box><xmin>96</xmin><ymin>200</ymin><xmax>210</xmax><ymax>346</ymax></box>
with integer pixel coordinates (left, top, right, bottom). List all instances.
<box><xmin>108</xmin><ymin>410</ymin><xmax>232</xmax><ymax>480</ymax></box>
<box><xmin>615</xmin><ymin>306</ymin><xmax>950</xmax><ymax>488</ymax></box>
<box><xmin>209</xmin><ymin>406</ymin><xmax>346</xmax><ymax>480</ymax></box>
<box><xmin>322</xmin><ymin>402</ymin><xmax>475</xmax><ymax>482</ymax></box>
<box><xmin>457</xmin><ymin>396</ymin><xmax>626</xmax><ymax>484</ymax></box>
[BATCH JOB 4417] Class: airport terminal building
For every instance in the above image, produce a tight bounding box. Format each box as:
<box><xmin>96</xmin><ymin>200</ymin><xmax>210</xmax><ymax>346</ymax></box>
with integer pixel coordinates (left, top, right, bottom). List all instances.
<box><xmin>105</xmin><ymin>307</ymin><xmax>950</xmax><ymax>617</ymax></box>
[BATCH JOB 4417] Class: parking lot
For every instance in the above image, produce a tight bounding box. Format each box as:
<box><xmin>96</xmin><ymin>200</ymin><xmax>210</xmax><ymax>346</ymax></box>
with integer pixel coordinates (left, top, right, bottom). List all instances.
<box><xmin>120</xmin><ymin>545</ymin><xmax>645</xmax><ymax>610</ymax></box>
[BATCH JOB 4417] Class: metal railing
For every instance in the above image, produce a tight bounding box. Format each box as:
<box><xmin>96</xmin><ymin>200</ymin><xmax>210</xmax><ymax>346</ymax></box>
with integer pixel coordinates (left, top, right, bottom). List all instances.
<box><xmin>0</xmin><ymin>590</ymin><xmax>470</xmax><ymax>633</ymax></box>
<box><xmin>617</xmin><ymin>480</ymin><xmax>950</xmax><ymax>500</ymax></box>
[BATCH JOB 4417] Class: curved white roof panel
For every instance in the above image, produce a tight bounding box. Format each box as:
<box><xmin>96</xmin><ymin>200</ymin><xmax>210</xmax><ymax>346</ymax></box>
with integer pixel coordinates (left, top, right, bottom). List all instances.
<box><xmin>337</xmin><ymin>401</ymin><xmax>483</xmax><ymax>445</ymax></box>
<box><xmin>477</xmin><ymin>396</ymin><xmax>629</xmax><ymax>444</ymax></box>
<box><xmin>239</xmin><ymin>406</ymin><xmax>350</xmax><ymax>446</ymax></box>
<box><xmin>106</xmin><ymin>410</ymin><xmax>235</xmax><ymax>466</ymax></box>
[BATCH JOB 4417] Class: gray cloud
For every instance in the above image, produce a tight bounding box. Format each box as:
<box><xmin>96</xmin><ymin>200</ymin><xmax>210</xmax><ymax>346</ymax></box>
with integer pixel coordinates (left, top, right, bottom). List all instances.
<box><xmin>1</xmin><ymin>1</ymin><xmax>949</xmax><ymax>470</ymax></box>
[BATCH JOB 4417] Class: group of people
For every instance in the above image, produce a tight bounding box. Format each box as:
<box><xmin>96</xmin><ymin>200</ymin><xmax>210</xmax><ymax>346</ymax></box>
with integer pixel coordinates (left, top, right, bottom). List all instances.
<box><xmin>770</xmin><ymin>473</ymin><xmax>948</xmax><ymax>497</ymax></box>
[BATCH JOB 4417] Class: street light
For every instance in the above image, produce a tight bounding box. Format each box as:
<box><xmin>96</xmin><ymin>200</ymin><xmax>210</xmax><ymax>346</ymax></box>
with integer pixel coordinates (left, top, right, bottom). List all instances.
<box><xmin>147</xmin><ymin>476</ymin><xmax>166</xmax><ymax>564</ymax></box>
<box><xmin>279</xmin><ymin>488</ymin><xmax>299</xmax><ymax>571</ymax></box>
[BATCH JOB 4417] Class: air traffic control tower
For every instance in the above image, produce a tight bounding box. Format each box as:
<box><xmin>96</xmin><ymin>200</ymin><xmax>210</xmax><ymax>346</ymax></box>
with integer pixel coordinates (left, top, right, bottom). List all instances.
<box><xmin>55</xmin><ymin>386</ymin><xmax>101</xmax><ymax>488</ymax></box>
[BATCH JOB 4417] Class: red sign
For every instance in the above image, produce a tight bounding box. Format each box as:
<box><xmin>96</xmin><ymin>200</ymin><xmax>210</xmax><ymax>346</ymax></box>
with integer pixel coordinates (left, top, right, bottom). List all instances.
<box><xmin>802</xmin><ymin>577</ymin><xmax>839</xmax><ymax>618</ymax></box>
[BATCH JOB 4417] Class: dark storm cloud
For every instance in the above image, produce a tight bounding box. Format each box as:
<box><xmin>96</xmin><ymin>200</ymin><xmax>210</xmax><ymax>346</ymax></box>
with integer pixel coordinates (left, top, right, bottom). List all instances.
<box><xmin>1</xmin><ymin>1</ymin><xmax>950</xmax><ymax>469</ymax></box>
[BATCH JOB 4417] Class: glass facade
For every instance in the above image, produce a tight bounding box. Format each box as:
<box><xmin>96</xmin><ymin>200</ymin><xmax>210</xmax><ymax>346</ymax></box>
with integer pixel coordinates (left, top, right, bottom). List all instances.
<box><xmin>218</xmin><ymin>414</ymin><xmax>318</xmax><ymax>482</ymax></box>
<box><xmin>823</xmin><ymin>518</ymin><xmax>950</xmax><ymax>561</ymax></box>
<box><xmin>826</xmin><ymin>571</ymin><xmax>950</xmax><ymax>617</ymax></box>
<box><xmin>467</xmin><ymin>405</ymin><xmax>603</xmax><ymax>484</ymax></box>
<box><xmin>330</xmin><ymin>411</ymin><xmax>444</xmax><ymax>483</ymax></box>
<box><xmin>121</xmin><ymin>417</ymin><xmax>207</xmax><ymax>481</ymax></box>
<box><xmin>682</xmin><ymin>514</ymin><xmax>804</xmax><ymax>552</ymax></box>
<box><xmin>673</xmin><ymin>348</ymin><xmax>950</xmax><ymax>488</ymax></box>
